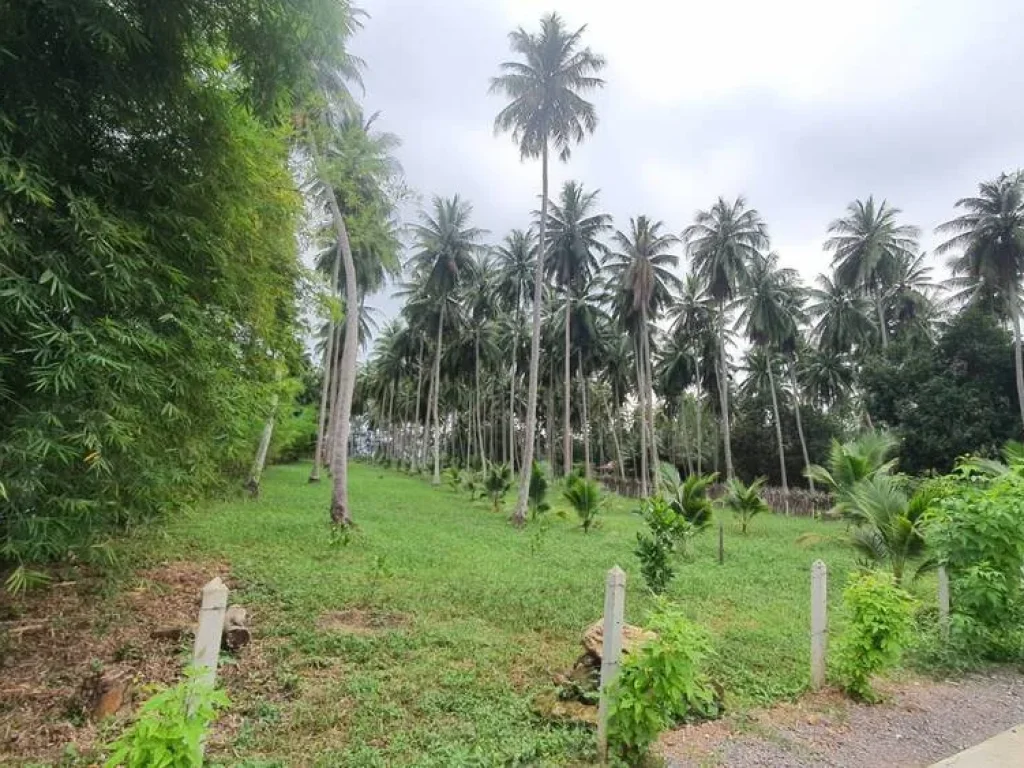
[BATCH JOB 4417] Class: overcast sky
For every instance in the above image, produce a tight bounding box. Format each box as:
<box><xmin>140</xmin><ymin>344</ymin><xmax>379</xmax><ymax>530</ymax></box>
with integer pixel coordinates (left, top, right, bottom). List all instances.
<box><xmin>351</xmin><ymin>0</ymin><xmax>1024</xmax><ymax>321</ymax></box>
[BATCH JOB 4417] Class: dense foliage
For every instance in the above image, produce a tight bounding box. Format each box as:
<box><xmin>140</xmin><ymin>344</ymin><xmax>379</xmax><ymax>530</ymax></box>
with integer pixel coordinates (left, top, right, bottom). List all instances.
<box><xmin>0</xmin><ymin>0</ymin><xmax>353</xmax><ymax>566</ymax></box>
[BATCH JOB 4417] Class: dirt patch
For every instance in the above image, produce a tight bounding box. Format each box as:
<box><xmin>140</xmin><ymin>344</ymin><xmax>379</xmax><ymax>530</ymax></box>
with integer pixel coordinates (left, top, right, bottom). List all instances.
<box><xmin>660</xmin><ymin>670</ymin><xmax>1024</xmax><ymax>767</ymax></box>
<box><xmin>0</xmin><ymin>560</ymin><xmax>248</xmax><ymax>764</ymax></box>
<box><xmin>317</xmin><ymin>608</ymin><xmax>411</xmax><ymax>636</ymax></box>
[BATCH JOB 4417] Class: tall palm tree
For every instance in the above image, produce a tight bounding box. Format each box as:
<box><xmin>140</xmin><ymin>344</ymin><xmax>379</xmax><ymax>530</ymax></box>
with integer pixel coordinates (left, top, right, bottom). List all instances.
<box><xmin>608</xmin><ymin>216</ymin><xmax>682</xmax><ymax>496</ymax></box>
<box><xmin>885</xmin><ymin>251</ymin><xmax>938</xmax><ymax>342</ymax></box>
<box><xmin>493</xmin><ymin>229</ymin><xmax>537</xmax><ymax>471</ymax></box>
<box><xmin>937</xmin><ymin>171</ymin><xmax>1024</xmax><ymax>432</ymax></box>
<box><xmin>825</xmin><ymin>197</ymin><xmax>920</xmax><ymax>350</ymax></box>
<box><xmin>670</xmin><ymin>272</ymin><xmax>716</xmax><ymax>475</ymax></box>
<box><xmin>807</xmin><ymin>272</ymin><xmax>876</xmax><ymax>355</ymax></box>
<box><xmin>491</xmin><ymin>12</ymin><xmax>606</xmax><ymax>524</ymax></box>
<box><xmin>684</xmin><ymin>197</ymin><xmax>768</xmax><ymax>479</ymax></box>
<box><xmin>407</xmin><ymin>195</ymin><xmax>484</xmax><ymax>485</ymax></box>
<box><xmin>543</xmin><ymin>181</ymin><xmax>611</xmax><ymax>476</ymax></box>
<box><xmin>738</xmin><ymin>251</ymin><xmax>802</xmax><ymax>507</ymax></box>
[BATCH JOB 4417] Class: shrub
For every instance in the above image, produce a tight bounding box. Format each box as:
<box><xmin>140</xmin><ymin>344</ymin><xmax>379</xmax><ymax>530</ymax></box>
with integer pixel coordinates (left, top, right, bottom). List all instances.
<box><xmin>662</xmin><ymin>470</ymin><xmax>716</xmax><ymax>531</ymax></box>
<box><xmin>833</xmin><ymin>571</ymin><xmax>914</xmax><ymax>701</ymax></box>
<box><xmin>563</xmin><ymin>474</ymin><xmax>602</xmax><ymax>532</ymax></box>
<box><xmin>607</xmin><ymin>605</ymin><xmax>720</xmax><ymax>764</ymax></box>
<box><xmin>105</xmin><ymin>668</ymin><xmax>229</xmax><ymax>768</ymax></box>
<box><xmin>443</xmin><ymin>466</ymin><xmax>463</xmax><ymax>493</ymax></box>
<box><xmin>720</xmin><ymin>476</ymin><xmax>769</xmax><ymax>534</ymax></box>
<box><xmin>634</xmin><ymin>496</ymin><xmax>695</xmax><ymax>594</ymax></box>
<box><xmin>485</xmin><ymin>464</ymin><xmax>512</xmax><ymax>514</ymax></box>
<box><xmin>528</xmin><ymin>461</ymin><xmax>550</xmax><ymax>520</ymax></box>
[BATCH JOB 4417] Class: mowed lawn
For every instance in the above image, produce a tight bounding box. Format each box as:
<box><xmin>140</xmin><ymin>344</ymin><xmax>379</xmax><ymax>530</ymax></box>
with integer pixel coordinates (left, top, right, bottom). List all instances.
<box><xmin>154</xmin><ymin>462</ymin><xmax>861</xmax><ymax>766</ymax></box>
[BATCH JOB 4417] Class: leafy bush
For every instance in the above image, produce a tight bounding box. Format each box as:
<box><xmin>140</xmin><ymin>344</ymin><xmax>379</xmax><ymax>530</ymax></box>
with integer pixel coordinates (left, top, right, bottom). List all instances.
<box><xmin>528</xmin><ymin>461</ymin><xmax>550</xmax><ymax>520</ymax></box>
<box><xmin>720</xmin><ymin>476</ymin><xmax>769</xmax><ymax>534</ymax></box>
<box><xmin>634</xmin><ymin>495</ymin><xmax>699</xmax><ymax>594</ymax></box>
<box><xmin>485</xmin><ymin>464</ymin><xmax>512</xmax><ymax>514</ymax></box>
<box><xmin>607</xmin><ymin>605</ymin><xmax>720</xmax><ymax>764</ymax></box>
<box><xmin>833</xmin><ymin>571</ymin><xmax>914</xmax><ymax>701</ymax></box>
<box><xmin>443</xmin><ymin>466</ymin><xmax>463</xmax><ymax>493</ymax></box>
<box><xmin>105</xmin><ymin>668</ymin><xmax>229</xmax><ymax>767</ymax></box>
<box><xmin>563</xmin><ymin>475</ymin><xmax>602</xmax><ymax>532</ymax></box>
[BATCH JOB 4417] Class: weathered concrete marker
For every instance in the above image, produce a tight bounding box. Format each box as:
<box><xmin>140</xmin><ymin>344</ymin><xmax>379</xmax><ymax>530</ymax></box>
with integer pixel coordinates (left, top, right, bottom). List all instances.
<box><xmin>597</xmin><ymin>565</ymin><xmax>626</xmax><ymax>762</ymax></box>
<box><xmin>810</xmin><ymin>560</ymin><xmax>827</xmax><ymax>690</ymax></box>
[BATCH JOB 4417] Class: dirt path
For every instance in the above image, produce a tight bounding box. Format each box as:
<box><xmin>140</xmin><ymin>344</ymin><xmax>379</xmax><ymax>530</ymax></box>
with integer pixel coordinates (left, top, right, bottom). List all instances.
<box><xmin>660</xmin><ymin>670</ymin><xmax>1024</xmax><ymax>767</ymax></box>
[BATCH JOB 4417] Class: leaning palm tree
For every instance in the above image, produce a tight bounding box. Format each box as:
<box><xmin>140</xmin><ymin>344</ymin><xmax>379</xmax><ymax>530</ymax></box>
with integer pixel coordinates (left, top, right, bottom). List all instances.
<box><xmin>491</xmin><ymin>12</ymin><xmax>606</xmax><ymax>524</ymax></box>
<box><xmin>684</xmin><ymin>197</ymin><xmax>768</xmax><ymax>479</ymax></box>
<box><xmin>937</xmin><ymin>171</ymin><xmax>1024</xmax><ymax>432</ymax></box>
<box><xmin>407</xmin><ymin>195</ymin><xmax>485</xmax><ymax>485</ymax></box>
<box><xmin>493</xmin><ymin>228</ymin><xmax>537</xmax><ymax>471</ymax></box>
<box><xmin>825</xmin><ymin>197</ymin><xmax>920</xmax><ymax>350</ymax></box>
<box><xmin>608</xmin><ymin>216</ymin><xmax>681</xmax><ymax>496</ymax></box>
<box><xmin>738</xmin><ymin>251</ymin><xmax>802</xmax><ymax>508</ymax></box>
<box><xmin>544</xmin><ymin>181</ymin><xmax>611</xmax><ymax>476</ymax></box>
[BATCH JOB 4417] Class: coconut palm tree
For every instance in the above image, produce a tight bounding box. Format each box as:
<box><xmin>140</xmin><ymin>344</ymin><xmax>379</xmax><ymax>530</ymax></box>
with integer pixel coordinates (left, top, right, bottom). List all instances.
<box><xmin>825</xmin><ymin>197</ymin><xmax>920</xmax><ymax>350</ymax></box>
<box><xmin>544</xmin><ymin>181</ymin><xmax>611</xmax><ymax>476</ymax></box>
<box><xmin>608</xmin><ymin>216</ymin><xmax>682</xmax><ymax>496</ymax></box>
<box><xmin>885</xmin><ymin>251</ymin><xmax>939</xmax><ymax>342</ymax></box>
<box><xmin>807</xmin><ymin>272</ymin><xmax>876</xmax><ymax>355</ymax></box>
<box><xmin>738</xmin><ymin>251</ymin><xmax>802</xmax><ymax>508</ymax></box>
<box><xmin>493</xmin><ymin>229</ymin><xmax>537</xmax><ymax>471</ymax></box>
<box><xmin>684</xmin><ymin>197</ymin><xmax>768</xmax><ymax>479</ymax></box>
<box><xmin>669</xmin><ymin>272</ymin><xmax>716</xmax><ymax>475</ymax></box>
<box><xmin>937</xmin><ymin>171</ymin><xmax>1024</xmax><ymax>432</ymax></box>
<box><xmin>491</xmin><ymin>12</ymin><xmax>606</xmax><ymax>524</ymax></box>
<box><xmin>407</xmin><ymin>195</ymin><xmax>485</xmax><ymax>485</ymax></box>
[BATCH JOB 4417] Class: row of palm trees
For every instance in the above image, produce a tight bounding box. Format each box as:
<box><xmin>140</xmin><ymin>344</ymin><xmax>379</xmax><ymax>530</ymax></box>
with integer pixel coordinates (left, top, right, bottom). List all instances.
<box><xmin>312</xmin><ymin>11</ymin><xmax>1024</xmax><ymax>527</ymax></box>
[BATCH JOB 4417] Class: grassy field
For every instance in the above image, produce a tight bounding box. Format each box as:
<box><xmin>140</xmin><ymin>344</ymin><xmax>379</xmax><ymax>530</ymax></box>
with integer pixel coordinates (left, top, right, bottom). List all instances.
<box><xmin>135</xmin><ymin>461</ymin><xmax>875</xmax><ymax>766</ymax></box>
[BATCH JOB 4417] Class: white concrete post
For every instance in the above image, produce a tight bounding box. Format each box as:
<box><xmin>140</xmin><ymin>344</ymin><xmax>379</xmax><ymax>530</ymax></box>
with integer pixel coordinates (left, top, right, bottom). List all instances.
<box><xmin>810</xmin><ymin>560</ymin><xmax>827</xmax><ymax>690</ymax></box>
<box><xmin>597</xmin><ymin>565</ymin><xmax>626</xmax><ymax>763</ymax></box>
<box><xmin>192</xmin><ymin>577</ymin><xmax>228</xmax><ymax>689</ymax></box>
<box><xmin>938</xmin><ymin>565</ymin><xmax>950</xmax><ymax>641</ymax></box>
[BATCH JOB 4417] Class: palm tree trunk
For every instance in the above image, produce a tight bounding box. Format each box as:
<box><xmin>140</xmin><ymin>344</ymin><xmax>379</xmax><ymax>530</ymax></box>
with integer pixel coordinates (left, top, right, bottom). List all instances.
<box><xmin>316</xmin><ymin>150</ymin><xmax>359</xmax><ymax>526</ymax></box>
<box><xmin>789</xmin><ymin>360</ymin><xmax>815</xmax><ymax>493</ymax></box>
<box><xmin>310</xmin><ymin>244</ymin><xmax>341</xmax><ymax>483</ymax></box>
<box><xmin>509</xmin><ymin>298</ymin><xmax>521</xmax><ymax>473</ymax></box>
<box><xmin>579</xmin><ymin>349</ymin><xmax>591</xmax><ymax>479</ymax></box>
<box><xmin>248</xmin><ymin>393</ymin><xmax>279</xmax><ymax>493</ymax></box>
<box><xmin>642</xmin><ymin>312</ymin><xmax>660</xmax><ymax>490</ymax></box>
<box><xmin>547</xmin><ymin>365</ymin><xmax>555</xmax><ymax>471</ymax></box>
<box><xmin>635</xmin><ymin>337</ymin><xmax>648</xmax><ymax>497</ymax></box>
<box><xmin>876</xmin><ymin>290</ymin><xmax>889</xmax><ymax>349</ymax></box>
<box><xmin>563</xmin><ymin>295</ymin><xmax>572</xmax><ymax>477</ymax></box>
<box><xmin>1011</xmin><ymin>281</ymin><xmax>1024</xmax><ymax>434</ymax></box>
<box><xmin>717</xmin><ymin>303</ymin><xmax>734</xmax><ymax>479</ymax></box>
<box><xmin>412</xmin><ymin>339</ymin><xmax>425</xmax><ymax>472</ymax></box>
<box><xmin>475</xmin><ymin>331</ymin><xmax>487</xmax><ymax>471</ymax></box>
<box><xmin>387</xmin><ymin>382</ymin><xmax>396</xmax><ymax>462</ymax></box>
<box><xmin>432</xmin><ymin>302</ymin><xmax>445</xmax><ymax>485</ymax></box>
<box><xmin>611</xmin><ymin>384</ymin><xmax>626</xmax><ymax>481</ymax></box>
<box><xmin>421</xmin><ymin>346</ymin><xmax>434</xmax><ymax>472</ymax></box>
<box><xmin>680</xmin><ymin>396</ymin><xmax>694</xmax><ymax>476</ymax></box>
<box><xmin>765</xmin><ymin>354</ymin><xmax>790</xmax><ymax>514</ymax></box>
<box><xmin>513</xmin><ymin>143</ymin><xmax>548</xmax><ymax>524</ymax></box>
<box><xmin>695</xmin><ymin>357</ymin><xmax>704</xmax><ymax>475</ymax></box>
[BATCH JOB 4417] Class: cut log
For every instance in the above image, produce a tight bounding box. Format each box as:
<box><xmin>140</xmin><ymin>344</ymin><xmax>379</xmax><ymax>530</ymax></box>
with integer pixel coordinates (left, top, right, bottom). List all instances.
<box><xmin>222</xmin><ymin>605</ymin><xmax>250</xmax><ymax>651</ymax></box>
<box><xmin>82</xmin><ymin>666</ymin><xmax>132</xmax><ymax>720</ymax></box>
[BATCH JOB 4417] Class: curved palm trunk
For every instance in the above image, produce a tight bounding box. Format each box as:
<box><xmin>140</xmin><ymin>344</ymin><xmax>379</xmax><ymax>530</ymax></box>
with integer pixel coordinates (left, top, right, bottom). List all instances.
<box><xmin>320</xmin><ymin>175</ymin><xmax>359</xmax><ymax>526</ymax></box>
<box><xmin>635</xmin><ymin>337</ymin><xmax>649</xmax><ymax>497</ymax></box>
<box><xmin>513</xmin><ymin>143</ymin><xmax>548</xmax><ymax>524</ymax></box>
<box><xmin>579</xmin><ymin>349</ymin><xmax>591</xmax><ymax>479</ymax></box>
<box><xmin>248</xmin><ymin>393</ymin><xmax>279</xmax><ymax>493</ymax></box>
<box><xmin>789</xmin><ymin>360</ymin><xmax>815</xmax><ymax>493</ymax></box>
<box><xmin>563</xmin><ymin>295</ymin><xmax>572</xmax><ymax>476</ymax></box>
<box><xmin>765</xmin><ymin>354</ymin><xmax>790</xmax><ymax>514</ymax></box>
<box><xmin>717</xmin><ymin>302</ymin><xmax>734</xmax><ymax>479</ymax></box>
<box><xmin>310</xmin><ymin>243</ymin><xmax>341</xmax><ymax>483</ymax></box>
<box><xmin>1010</xmin><ymin>282</ymin><xmax>1024</xmax><ymax>434</ymax></box>
<box><xmin>432</xmin><ymin>303</ymin><xmax>446</xmax><ymax>485</ymax></box>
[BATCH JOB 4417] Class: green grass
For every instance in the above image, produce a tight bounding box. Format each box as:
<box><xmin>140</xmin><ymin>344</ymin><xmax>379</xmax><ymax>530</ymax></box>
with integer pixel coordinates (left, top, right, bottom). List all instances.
<box><xmin>153</xmin><ymin>462</ymin><xmax>865</xmax><ymax>766</ymax></box>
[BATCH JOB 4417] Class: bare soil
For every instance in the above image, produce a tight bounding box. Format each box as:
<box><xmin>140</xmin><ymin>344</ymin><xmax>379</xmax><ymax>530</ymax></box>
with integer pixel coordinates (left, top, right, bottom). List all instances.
<box><xmin>660</xmin><ymin>670</ymin><xmax>1024</xmax><ymax>767</ymax></box>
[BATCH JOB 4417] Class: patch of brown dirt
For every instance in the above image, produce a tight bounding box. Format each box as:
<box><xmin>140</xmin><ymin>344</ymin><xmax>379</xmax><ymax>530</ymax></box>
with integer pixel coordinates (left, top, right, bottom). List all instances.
<box><xmin>0</xmin><ymin>559</ymin><xmax>256</xmax><ymax>765</ymax></box>
<box><xmin>317</xmin><ymin>608</ymin><xmax>411</xmax><ymax>635</ymax></box>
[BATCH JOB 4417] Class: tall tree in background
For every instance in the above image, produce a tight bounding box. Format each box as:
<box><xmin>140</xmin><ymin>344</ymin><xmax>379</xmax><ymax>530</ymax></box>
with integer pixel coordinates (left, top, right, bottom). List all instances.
<box><xmin>407</xmin><ymin>196</ymin><xmax>484</xmax><ymax>485</ymax></box>
<box><xmin>937</xmin><ymin>171</ymin><xmax>1024</xmax><ymax>432</ymax></box>
<box><xmin>491</xmin><ymin>12</ymin><xmax>606</xmax><ymax>524</ymax></box>
<box><xmin>544</xmin><ymin>181</ymin><xmax>611</xmax><ymax>475</ymax></box>
<box><xmin>608</xmin><ymin>217</ymin><xmax>681</xmax><ymax>495</ymax></box>
<box><xmin>807</xmin><ymin>272</ymin><xmax>876</xmax><ymax>355</ymax></box>
<box><xmin>825</xmin><ymin>197</ymin><xmax>920</xmax><ymax>350</ymax></box>
<box><xmin>685</xmin><ymin>197</ymin><xmax>768</xmax><ymax>479</ymax></box>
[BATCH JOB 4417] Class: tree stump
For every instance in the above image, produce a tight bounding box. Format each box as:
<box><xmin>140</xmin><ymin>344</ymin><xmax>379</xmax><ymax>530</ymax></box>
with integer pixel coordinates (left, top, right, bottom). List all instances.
<box><xmin>222</xmin><ymin>605</ymin><xmax>251</xmax><ymax>651</ymax></box>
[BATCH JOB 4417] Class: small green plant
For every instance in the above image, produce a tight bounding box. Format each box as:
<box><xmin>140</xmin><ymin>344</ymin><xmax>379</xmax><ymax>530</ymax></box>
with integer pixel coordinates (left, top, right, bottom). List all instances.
<box><xmin>563</xmin><ymin>474</ymin><xmax>602</xmax><ymax>532</ymax></box>
<box><xmin>607</xmin><ymin>604</ymin><xmax>720</xmax><ymax>764</ymax></box>
<box><xmin>634</xmin><ymin>495</ymin><xmax>696</xmax><ymax>593</ymax></box>
<box><xmin>104</xmin><ymin>667</ymin><xmax>229</xmax><ymax>767</ymax></box>
<box><xmin>833</xmin><ymin>570</ymin><xmax>914</xmax><ymax>701</ymax></box>
<box><xmin>4</xmin><ymin>565</ymin><xmax>52</xmax><ymax>596</ymax></box>
<box><xmin>660</xmin><ymin>467</ymin><xmax>717</xmax><ymax>530</ymax></box>
<box><xmin>463</xmin><ymin>470</ymin><xmax>481</xmax><ymax>500</ymax></box>
<box><xmin>443</xmin><ymin>466</ymin><xmax>463</xmax><ymax>493</ymax></box>
<box><xmin>528</xmin><ymin>461</ymin><xmax>550</xmax><ymax>520</ymax></box>
<box><xmin>484</xmin><ymin>464</ymin><xmax>512</xmax><ymax>514</ymax></box>
<box><xmin>721</xmin><ymin>476</ymin><xmax>769</xmax><ymax>534</ymax></box>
